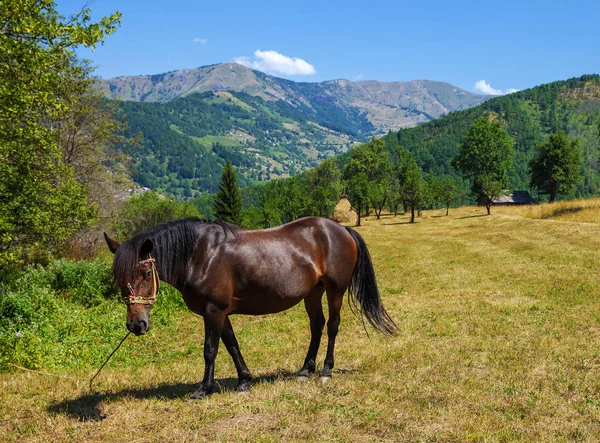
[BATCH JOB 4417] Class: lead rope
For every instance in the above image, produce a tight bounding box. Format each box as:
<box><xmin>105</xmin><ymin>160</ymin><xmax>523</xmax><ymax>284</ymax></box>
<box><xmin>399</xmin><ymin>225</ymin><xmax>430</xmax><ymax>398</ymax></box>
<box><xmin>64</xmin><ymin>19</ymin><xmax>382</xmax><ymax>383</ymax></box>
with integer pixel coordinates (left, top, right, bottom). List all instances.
<box><xmin>89</xmin><ymin>331</ymin><xmax>131</xmax><ymax>390</ymax></box>
<box><xmin>4</xmin><ymin>330</ymin><xmax>133</xmax><ymax>398</ymax></box>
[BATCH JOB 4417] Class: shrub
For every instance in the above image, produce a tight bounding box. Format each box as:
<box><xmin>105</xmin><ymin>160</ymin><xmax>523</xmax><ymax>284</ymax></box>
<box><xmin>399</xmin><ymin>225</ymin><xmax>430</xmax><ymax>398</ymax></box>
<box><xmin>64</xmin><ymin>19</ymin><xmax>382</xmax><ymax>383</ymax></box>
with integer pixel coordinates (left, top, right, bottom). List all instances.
<box><xmin>0</xmin><ymin>259</ymin><xmax>187</xmax><ymax>371</ymax></box>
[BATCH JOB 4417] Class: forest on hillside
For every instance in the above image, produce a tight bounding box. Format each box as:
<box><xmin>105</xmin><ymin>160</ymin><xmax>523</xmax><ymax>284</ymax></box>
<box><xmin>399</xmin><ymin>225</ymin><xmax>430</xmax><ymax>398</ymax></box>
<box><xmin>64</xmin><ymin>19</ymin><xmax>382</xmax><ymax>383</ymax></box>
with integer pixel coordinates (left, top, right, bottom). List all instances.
<box><xmin>117</xmin><ymin>90</ymin><xmax>368</xmax><ymax>197</ymax></box>
<box><xmin>118</xmin><ymin>75</ymin><xmax>600</xmax><ymax>202</ymax></box>
<box><xmin>391</xmin><ymin>75</ymin><xmax>600</xmax><ymax>198</ymax></box>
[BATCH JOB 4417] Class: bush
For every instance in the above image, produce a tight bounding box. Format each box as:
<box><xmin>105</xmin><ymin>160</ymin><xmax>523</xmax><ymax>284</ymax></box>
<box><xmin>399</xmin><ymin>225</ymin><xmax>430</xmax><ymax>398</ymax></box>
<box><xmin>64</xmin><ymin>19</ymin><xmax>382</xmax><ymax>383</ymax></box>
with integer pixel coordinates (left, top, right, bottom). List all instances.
<box><xmin>112</xmin><ymin>191</ymin><xmax>201</xmax><ymax>239</ymax></box>
<box><xmin>52</xmin><ymin>259</ymin><xmax>116</xmax><ymax>307</ymax></box>
<box><xmin>0</xmin><ymin>259</ymin><xmax>187</xmax><ymax>371</ymax></box>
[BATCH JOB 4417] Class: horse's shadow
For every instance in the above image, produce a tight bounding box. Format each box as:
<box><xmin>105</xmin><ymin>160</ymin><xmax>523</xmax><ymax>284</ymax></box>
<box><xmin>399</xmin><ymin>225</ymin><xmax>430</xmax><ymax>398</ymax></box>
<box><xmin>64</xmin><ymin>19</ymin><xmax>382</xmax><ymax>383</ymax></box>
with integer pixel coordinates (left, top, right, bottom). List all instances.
<box><xmin>48</xmin><ymin>371</ymin><xmax>295</xmax><ymax>422</ymax></box>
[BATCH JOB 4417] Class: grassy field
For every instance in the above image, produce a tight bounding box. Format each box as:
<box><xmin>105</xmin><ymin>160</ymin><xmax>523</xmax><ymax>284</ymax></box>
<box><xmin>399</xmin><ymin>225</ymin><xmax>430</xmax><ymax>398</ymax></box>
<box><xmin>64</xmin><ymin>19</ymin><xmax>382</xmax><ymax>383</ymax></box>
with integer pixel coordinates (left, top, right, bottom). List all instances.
<box><xmin>2</xmin><ymin>201</ymin><xmax>600</xmax><ymax>441</ymax></box>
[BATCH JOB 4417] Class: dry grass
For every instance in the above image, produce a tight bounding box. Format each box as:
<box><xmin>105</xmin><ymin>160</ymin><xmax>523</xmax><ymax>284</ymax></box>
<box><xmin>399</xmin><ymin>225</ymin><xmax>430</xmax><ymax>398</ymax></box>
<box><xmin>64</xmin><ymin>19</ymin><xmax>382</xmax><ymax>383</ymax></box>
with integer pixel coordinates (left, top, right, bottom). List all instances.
<box><xmin>494</xmin><ymin>198</ymin><xmax>600</xmax><ymax>223</ymax></box>
<box><xmin>3</xmin><ymin>203</ymin><xmax>600</xmax><ymax>441</ymax></box>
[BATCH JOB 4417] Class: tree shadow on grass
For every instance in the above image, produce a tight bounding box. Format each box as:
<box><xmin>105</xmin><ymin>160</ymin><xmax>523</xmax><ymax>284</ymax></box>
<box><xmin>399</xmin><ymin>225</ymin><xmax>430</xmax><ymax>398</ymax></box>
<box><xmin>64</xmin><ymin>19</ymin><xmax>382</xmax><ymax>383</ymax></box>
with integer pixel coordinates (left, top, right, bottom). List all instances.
<box><xmin>384</xmin><ymin>220</ymin><xmax>415</xmax><ymax>225</ymax></box>
<box><xmin>47</xmin><ymin>370</ymin><xmax>296</xmax><ymax>422</ymax></box>
<box><xmin>456</xmin><ymin>214</ymin><xmax>489</xmax><ymax>219</ymax></box>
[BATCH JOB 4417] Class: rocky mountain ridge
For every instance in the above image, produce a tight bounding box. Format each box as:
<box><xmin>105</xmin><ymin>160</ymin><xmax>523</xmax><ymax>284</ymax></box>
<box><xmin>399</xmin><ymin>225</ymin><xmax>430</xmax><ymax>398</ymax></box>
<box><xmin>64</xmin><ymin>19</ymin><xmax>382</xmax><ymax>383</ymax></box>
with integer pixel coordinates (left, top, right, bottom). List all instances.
<box><xmin>100</xmin><ymin>62</ymin><xmax>490</xmax><ymax>133</ymax></box>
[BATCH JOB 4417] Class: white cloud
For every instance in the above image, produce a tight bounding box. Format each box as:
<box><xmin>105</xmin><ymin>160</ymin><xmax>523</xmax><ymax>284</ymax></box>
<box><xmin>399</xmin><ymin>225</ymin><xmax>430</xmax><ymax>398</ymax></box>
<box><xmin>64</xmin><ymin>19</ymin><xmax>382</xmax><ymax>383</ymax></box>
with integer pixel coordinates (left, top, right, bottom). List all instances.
<box><xmin>474</xmin><ymin>80</ymin><xmax>519</xmax><ymax>96</ymax></box>
<box><xmin>193</xmin><ymin>38</ymin><xmax>207</xmax><ymax>44</ymax></box>
<box><xmin>234</xmin><ymin>50</ymin><xmax>316</xmax><ymax>76</ymax></box>
<box><xmin>352</xmin><ymin>73</ymin><xmax>364</xmax><ymax>81</ymax></box>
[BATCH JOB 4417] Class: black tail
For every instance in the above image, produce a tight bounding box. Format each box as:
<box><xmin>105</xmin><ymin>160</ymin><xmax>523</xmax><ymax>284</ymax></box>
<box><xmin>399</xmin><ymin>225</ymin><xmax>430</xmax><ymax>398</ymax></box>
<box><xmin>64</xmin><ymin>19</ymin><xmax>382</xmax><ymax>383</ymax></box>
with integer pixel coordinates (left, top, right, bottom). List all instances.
<box><xmin>345</xmin><ymin>227</ymin><xmax>398</xmax><ymax>336</ymax></box>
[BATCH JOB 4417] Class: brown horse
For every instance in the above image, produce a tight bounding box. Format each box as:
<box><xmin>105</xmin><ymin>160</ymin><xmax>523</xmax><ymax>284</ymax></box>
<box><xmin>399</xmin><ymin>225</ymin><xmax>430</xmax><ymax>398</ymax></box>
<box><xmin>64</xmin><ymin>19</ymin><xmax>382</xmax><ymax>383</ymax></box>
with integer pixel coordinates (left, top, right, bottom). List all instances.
<box><xmin>104</xmin><ymin>216</ymin><xmax>396</xmax><ymax>398</ymax></box>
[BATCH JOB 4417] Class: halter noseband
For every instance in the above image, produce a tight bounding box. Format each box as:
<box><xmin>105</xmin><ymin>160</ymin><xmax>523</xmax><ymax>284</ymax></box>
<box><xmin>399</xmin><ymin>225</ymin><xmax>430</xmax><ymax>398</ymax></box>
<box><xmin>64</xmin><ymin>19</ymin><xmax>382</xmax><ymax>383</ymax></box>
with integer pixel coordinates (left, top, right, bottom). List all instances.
<box><xmin>125</xmin><ymin>257</ymin><xmax>160</xmax><ymax>305</ymax></box>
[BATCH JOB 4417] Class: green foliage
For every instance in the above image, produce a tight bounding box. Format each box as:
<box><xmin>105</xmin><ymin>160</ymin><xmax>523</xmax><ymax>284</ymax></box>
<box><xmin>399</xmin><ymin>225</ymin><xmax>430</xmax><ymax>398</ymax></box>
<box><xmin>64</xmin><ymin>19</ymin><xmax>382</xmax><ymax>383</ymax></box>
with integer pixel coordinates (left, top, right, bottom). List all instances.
<box><xmin>0</xmin><ymin>259</ymin><xmax>186</xmax><ymax>370</ymax></box>
<box><xmin>258</xmin><ymin>183</ymin><xmax>285</xmax><ymax>228</ymax></box>
<box><xmin>192</xmin><ymin>194</ymin><xmax>216</xmax><ymax>220</ymax></box>
<box><xmin>396</xmin><ymin>149</ymin><xmax>425</xmax><ymax>222</ymax></box>
<box><xmin>389</xmin><ymin>75</ymin><xmax>600</xmax><ymax>199</ymax></box>
<box><xmin>0</xmin><ymin>1</ymin><xmax>121</xmax><ymax>267</ymax></box>
<box><xmin>343</xmin><ymin>138</ymin><xmax>391</xmax><ymax>225</ymax></box>
<box><xmin>529</xmin><ymin>132</ymin><xmax>582</xmax><ymax>202</ymax></box>
<box><xmin>437</xmin><ymin>177</ymin><xmax>464</xmax><ymax>215</ymax></box>
<box><xmin>117</xmin><ymin>89</ymin><xmax>361</xmax><ymax>198</ymax></box>
<box><xmin>305</xmin><ymin>158</ymin><xmax>343</xmax><ymax>217</ymax></box>
<box><xmin>112</xmin><ymin>191</ymin><xmax>201</xmax><ymax>239</ymax></box>
<box><xmin>256</xmin><ymin>178</ymin><xmax>310</xmax><ymax>227</ymax></box>
<box><xmin>453</xmin><ymin>116</ymin><xmax>514</xmax><ymax>214</ymax></box>
<box><xmin>214</xmin><ymin>161</ymin><xmax>243</xmax><ymax>225</ymax></box>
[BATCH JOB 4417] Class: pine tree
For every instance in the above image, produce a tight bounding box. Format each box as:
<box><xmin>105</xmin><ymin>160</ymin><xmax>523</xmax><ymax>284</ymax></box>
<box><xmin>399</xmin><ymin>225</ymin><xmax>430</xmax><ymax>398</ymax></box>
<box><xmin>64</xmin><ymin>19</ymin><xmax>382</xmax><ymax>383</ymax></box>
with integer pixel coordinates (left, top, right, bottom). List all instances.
<box><xmin>214</xmin><ymin>161</ymin><xmax>243</xmax><ymax>226</ymax></box>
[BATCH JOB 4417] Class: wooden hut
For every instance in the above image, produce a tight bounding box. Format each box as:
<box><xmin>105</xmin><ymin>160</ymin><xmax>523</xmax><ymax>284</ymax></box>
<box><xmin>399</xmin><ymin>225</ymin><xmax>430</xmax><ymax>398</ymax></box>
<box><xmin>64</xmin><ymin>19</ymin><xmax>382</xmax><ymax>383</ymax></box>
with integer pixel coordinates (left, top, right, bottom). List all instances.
<box><xmin>477</xmin><ymin>191</ymin><xmax>534</xmax><ymax>206</ymax></box>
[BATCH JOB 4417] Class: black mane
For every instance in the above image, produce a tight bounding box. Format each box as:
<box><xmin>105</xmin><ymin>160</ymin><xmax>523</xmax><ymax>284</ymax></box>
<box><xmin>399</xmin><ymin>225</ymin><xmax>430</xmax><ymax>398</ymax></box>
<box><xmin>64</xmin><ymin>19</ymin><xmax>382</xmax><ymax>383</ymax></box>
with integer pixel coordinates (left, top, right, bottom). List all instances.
<box><xmin>112</xmin><ymin>218</ymin><xmax>239</xmax><ymax>287</ymax></box>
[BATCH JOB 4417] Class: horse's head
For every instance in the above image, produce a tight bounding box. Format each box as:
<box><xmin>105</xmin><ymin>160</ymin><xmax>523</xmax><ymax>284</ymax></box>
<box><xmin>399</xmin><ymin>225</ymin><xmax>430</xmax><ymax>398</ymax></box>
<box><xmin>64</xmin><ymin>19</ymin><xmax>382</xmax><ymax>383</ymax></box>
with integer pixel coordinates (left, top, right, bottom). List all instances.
<box><xmin>104</xmin><ymin>233</ymin><xmax>160</xmax><ymax>336</ymax></box>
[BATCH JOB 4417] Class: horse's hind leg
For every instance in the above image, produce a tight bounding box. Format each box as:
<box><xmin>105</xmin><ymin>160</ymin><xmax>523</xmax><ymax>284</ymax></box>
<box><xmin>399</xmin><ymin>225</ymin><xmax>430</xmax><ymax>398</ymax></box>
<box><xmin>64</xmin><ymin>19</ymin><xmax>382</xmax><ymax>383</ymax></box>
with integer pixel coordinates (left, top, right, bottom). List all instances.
<box><xmin>221</xmin><ymin>316</ymin><xmax>252</xmax><ymax>392</ymax></box>
<box><xmin>319</xmin><ymin>289</ymin><xmax>344</xmax><ymax>381</ymax></box>
<box><xmin>298</xmin><ymin>290</ymin><xmax>325</xmax><ymax>378</ymax></box>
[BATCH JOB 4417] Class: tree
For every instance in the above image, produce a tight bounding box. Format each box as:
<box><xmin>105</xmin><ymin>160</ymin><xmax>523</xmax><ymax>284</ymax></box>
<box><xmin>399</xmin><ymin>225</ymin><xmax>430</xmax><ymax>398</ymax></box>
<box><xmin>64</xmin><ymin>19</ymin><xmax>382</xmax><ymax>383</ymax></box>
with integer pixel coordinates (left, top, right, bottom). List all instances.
<box><xmin>343</xmin><ymin>138</ymin><xmax>391</xmax><ymax>225</ymax></box>
<box><xmin>453</xmin><ymin>116</ymin><xmax>514</xmax><ymax>215</ymax></box>
<box><xmin>113</xmin><ymin>191</ymin><xmax>200</xmax><ymax>239</ymax></box>
<box><xmin>397</xmin><ymin>152</ymin><xmax>425</xmax><ymax>223</ymax></box>
<box><xmin>306</xmin><ymin>158</ymin><xmax>342</xmax><ymax>217</ymax></box>
<box><xmin>279</xmin><ymin>177</ymin><xmax>309</xmax><ymax>223</ymax></box>
<box><xmin>529</xmin><ymin>133</ymin><xmax>581</xmax><ymax>202</ymax></box>
<box><xmin>258</xmin><ymin>181</ymin><xmax>283</xmax><ymax>228</ymax></box>
<box><xmin>57</xmin><ymin>85</ymin><xmax>132</xmax><ymax>201</ymax></box>
<box><xmin>438</xmin><ymin>177</ymin><xmax>463</xmax><ymax>216</ymax></box>
<box><xmin>214</xmin><ymin>161</ymin><xmax>243</xmax><ymax>225</ymax></box>
<box><xmin>0</xmin><ymin>1</ymin><xmax>121</xmax><ymax>266</ymax></box>
<box><xmin>56</xmin><ymin>78</ymin><xmax>136</xmax><ymax>257</ymax></box>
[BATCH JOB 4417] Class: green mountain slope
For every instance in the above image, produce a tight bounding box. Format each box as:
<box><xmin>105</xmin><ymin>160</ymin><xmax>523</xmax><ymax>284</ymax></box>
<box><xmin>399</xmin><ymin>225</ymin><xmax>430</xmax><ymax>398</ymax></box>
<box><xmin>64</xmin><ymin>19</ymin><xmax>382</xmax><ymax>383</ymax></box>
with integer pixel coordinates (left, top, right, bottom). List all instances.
<box><xmin>118</xmin><ymin>90</ymin><xmax>360</xmax><ymax>197</ymax></box>
<box><xmin>388</xmin><ymin>75</ymin><xmax>600</xmax><ymax>199</ymax></box>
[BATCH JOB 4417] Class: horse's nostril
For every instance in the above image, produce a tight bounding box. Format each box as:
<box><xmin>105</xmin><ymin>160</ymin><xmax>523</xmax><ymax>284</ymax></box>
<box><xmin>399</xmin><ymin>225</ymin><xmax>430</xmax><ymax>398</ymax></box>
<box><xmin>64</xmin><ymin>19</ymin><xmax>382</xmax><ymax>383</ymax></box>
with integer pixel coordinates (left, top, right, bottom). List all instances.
<box><xmin>139</xmin><ymin>319</ymin><xmax>148</xmax><ymax>331</ymax></box>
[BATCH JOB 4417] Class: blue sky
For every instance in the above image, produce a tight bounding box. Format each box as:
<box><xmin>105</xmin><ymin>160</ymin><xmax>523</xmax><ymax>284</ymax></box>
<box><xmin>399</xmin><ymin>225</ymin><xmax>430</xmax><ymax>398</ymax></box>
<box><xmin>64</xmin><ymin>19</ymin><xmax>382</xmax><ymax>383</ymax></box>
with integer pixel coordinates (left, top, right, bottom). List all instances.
<box><xmin>58</xmin><ymin>0</ymin><xmax>599</xmax><ymax>95</ymax></box>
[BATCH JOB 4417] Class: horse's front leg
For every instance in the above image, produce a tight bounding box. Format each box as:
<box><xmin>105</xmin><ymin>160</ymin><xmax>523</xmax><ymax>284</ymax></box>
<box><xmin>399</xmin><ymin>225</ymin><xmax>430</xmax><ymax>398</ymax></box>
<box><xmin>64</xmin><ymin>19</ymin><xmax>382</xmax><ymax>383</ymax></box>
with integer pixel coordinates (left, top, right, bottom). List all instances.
<box><xmin>221</xmin><ymin>316</ymin><xmax>252</xmax><ymax>392</ymax></box>
<box><xmin>191</xmin><ymin>304</ymin><xmax>225</xmax><ymax>399</ymax></box>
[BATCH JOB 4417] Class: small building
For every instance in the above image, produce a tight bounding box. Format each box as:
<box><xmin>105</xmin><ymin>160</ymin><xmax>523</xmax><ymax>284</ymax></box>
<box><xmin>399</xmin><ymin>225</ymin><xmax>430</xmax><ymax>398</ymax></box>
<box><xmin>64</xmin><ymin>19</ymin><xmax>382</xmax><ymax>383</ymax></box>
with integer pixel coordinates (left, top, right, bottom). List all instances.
<box><xmin>478</xmin><ymin>191</ymin><xmax>534</xmax><ymax>206</ymax></box>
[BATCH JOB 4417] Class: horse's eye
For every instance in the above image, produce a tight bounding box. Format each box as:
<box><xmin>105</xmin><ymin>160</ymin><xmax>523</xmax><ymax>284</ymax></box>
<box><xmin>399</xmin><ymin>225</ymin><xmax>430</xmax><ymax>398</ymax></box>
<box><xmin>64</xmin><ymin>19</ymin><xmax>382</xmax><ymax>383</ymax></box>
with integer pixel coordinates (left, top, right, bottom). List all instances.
<box><xmin>144</xmin><ymin>269</ymin><xmax>152</xmax><ymax>279</ymax></box>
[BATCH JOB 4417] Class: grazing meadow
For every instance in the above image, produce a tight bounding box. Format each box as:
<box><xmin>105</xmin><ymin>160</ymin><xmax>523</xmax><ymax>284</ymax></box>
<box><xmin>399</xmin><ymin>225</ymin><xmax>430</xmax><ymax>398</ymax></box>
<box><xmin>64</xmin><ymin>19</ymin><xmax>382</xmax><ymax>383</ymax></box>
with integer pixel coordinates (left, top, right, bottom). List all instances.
<box><xmin>2</xmin><ymin>200</ymin><xmax>600</xmax><ymax>441</ymax></box>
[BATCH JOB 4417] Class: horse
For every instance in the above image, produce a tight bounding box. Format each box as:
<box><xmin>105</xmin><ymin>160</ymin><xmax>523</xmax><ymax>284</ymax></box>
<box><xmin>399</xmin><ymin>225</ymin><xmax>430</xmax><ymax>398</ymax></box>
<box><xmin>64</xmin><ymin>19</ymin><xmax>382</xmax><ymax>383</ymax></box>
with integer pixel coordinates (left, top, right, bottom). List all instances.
<box><xmin>104</xmin><ymin>216</ymin><xmax>397</xmax><ymax>399</ymax></box>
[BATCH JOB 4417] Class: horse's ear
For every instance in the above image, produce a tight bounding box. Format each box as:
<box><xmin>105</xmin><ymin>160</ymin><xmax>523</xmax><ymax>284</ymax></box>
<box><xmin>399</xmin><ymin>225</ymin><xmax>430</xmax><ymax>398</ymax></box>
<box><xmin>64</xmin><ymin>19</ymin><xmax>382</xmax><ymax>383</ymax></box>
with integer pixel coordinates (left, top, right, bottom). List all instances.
<box><xmin>104</xmin><ymin>233</ymin><xmax>121</xmax><ymax>254</ymax></box>
<box><xmin>139</xmin><ymin>239</ymin><xmax>154</xmax><ymax>258</ymax></box>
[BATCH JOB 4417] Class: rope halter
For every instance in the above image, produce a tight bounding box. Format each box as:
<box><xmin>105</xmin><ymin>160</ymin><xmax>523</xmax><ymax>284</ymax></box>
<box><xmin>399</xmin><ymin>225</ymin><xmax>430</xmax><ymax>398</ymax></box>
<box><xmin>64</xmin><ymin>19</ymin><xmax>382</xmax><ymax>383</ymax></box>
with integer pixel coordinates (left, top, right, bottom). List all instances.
<box><xmin>125</xmin><ymin>256</ymin><xmax>160</xmax><ymax>305</ymax></box>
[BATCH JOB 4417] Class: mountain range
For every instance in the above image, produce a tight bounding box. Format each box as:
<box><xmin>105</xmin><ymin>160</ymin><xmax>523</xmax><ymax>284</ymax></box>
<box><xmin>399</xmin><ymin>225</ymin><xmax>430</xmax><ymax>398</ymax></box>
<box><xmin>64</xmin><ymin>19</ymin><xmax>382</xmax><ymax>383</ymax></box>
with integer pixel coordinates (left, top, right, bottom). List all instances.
<box><xmin>100</xmin><ymin>63</ymin><xmax>490</xmax><ymax>197</ymax></box>
<box><xmin>101</xmin><ymin>62</ymin><xmax>489</xmax><ymax>134</ymax></box>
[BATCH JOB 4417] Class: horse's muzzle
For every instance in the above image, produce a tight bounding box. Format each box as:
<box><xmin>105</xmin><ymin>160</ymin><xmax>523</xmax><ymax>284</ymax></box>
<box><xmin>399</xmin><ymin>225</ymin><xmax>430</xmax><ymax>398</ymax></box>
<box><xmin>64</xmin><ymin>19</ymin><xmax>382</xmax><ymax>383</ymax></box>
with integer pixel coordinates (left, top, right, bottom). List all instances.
<box><xmin>127</xmin><ymin>318</ymin><xmax>149</xmax><ymax>336</ymax></box>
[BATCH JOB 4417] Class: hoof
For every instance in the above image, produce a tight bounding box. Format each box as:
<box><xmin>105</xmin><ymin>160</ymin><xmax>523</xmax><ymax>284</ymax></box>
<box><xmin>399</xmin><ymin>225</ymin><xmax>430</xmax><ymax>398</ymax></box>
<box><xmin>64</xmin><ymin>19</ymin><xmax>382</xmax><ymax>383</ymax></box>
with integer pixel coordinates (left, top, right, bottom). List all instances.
<box><xmin>296</xmin><ymin>375</ymin><xmax>310</xmax><ymax>383</ymax></box>
<box><xmin>190</xmin><ymin>389</ymin><xmax>210</xmax><ymax>399</ymax></box>
<box><xmin>235</xmin><ymin>383</ymin><xmax>251</xmax><ymax>393</ymax></box>
<box><xmin>319</xmin><ymin>375</ymin><xmax>331</xmax><ymax>384</ymax></box>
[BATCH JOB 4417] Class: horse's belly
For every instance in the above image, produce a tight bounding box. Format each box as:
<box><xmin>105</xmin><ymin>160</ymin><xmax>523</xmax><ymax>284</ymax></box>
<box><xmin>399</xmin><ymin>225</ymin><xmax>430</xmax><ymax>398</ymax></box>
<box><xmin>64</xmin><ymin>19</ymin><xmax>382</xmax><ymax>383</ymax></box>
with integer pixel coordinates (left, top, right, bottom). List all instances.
<box><xmin>230</xmin><ymin>292</ymin><xmax>305</xmax><ymax>315</ymax></box>
<box><xmin>229</xmin><ymin>256</ymin><xmax>322</xmax><ymax>315</ymax></box>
